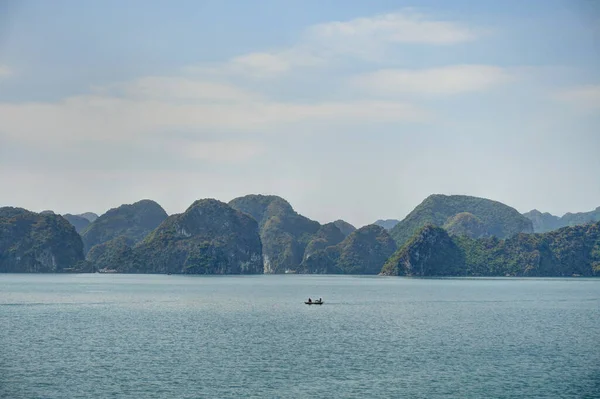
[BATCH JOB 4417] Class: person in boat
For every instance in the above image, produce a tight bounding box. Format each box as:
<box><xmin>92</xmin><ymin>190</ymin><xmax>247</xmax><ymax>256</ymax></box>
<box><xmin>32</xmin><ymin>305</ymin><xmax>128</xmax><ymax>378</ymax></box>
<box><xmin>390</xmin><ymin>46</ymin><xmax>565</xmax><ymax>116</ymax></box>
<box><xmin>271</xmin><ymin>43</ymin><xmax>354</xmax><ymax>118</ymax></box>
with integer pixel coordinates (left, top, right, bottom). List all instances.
<box><xmin>308</xmin><ymin>298</ymin><xmax>312</xmax><ymax>303</ymax></box>
<box><xmin>318</xmin><ymin>298</ymin><xmax>322</xmax><ymax>303</ymax></box>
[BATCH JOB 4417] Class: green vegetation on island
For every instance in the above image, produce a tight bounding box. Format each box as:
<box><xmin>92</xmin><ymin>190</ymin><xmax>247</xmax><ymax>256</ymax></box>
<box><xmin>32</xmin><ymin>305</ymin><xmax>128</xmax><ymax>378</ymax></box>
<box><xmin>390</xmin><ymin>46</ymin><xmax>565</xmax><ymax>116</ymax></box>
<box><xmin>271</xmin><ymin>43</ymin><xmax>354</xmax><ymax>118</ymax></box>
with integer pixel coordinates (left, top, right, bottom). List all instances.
<box><xmin>94</xmin><ymin>199</ymin><xmax>263</xmax><ymax>274</ymax></box>
<box><xmin>0</xmin><ymin>207</ymin><xmax>88</xmax><ymax>272</ymax></box>
<box><xmin>390</xmin><ymin>194</ymin><xmax>533</xmax><ymax>247</ymax></box>
<box><xmin>81</xmin><ymin>199</ymin><xmax>168</xmax><ymax>254</ymax></box>
<box><xmin>382</xmin><ymin>225</ymin><xmax>463</xmax><ymax>276</ymax></box>
<box><xmin>86</xmin><ymin>235</ymin><xmax>135</xmax><ymax>272</ymax></box>
<box><xmin>301</xmin><ymin>225</ymin><xmax>397</xmax><ymax>274</ymax></box>
<box><xmin>229</xmin><ymin>195</ymin><xmax>320</xmax><ymax>273</ymax></box>
<box><xmin>3</xmin><ymin>193</ymin><xmax>599</xmax><ymax>277</ymax></box>
<box><xmin>303</xmin><ymin>223</ymin><xmax>346</xmax><ymax>261</ymax></box>
<box><xmin>442</xmin><ymin>212</ymin><xmax>487</xmax><ymax>238</ymax></box>
<box><xmin>382</xmin><ymin>222</ymin><xmax>600</xmax><ymax>277</ymax></box>
<box><xmin>524</xmin><ymin>207</ymin><xmax>600</xmax><ymax>233</ymax></box>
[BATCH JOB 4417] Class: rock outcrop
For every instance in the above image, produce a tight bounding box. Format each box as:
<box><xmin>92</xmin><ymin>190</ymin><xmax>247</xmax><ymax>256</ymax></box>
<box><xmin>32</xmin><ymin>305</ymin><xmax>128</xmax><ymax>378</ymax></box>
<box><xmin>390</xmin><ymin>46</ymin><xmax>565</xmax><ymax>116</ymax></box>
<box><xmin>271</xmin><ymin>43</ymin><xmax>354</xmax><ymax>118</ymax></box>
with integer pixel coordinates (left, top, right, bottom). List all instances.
<box><xmin>301</xmin><ymin>225</ymin><xmax>397</xmax><ymax>274</ymax></box>
<box><xmin>81</xmin><ymin>199</ymin><xmax>168</xmax><ymax>254</ymax></box>
<box><xmin>62</xmin><ymin>214</ymin><xmax>92</xmax><ymax>233</ymax></box>
<box><xmin>382</xmin><ymin>222</ymin><xmax>600</xmax><ymax>277</ymax></box>
<box><xmin>229</xmin><ymin>195</ymin><xmax>320</xmax><ymax>273</ymax></box>
<box><xmin>91</xmin><ymin>199</ymin><xmax>263</xmax><ymax>274</ymax></box>
<box><xmin>524</xmin><ymin>207</ymin><xmax>600</xmax><ymax>233</ymax></box>
<box><xmin>381</xmin><ymin>225</ymin><xmax>464</xmax><ymax>276</ymax></box>
<box><xmin>0</xmin><ymin>207</ymin><xmax>88</xmax><ymax>272</ymax></box>
<box><xmin>390</xmin><ymin>194</ymin><xmax>533</xmax><ymax>247</ymax></box>
<box><xmin>303</xmin><ymin>223</ymin><xmax>346</xmax><ymax>261</ymax></box>
<box><xmin>333</xmin><ymin>220</ymin><xmax>356</xmax><ymax>237</ymax></box>
<box><xmin>374</xmin><ymin>219</ymin><xmax>400</xmax><ymax>230</ymax></box>
<box><xmin>442</xmin><ymin>212</ymin><xmax>487</xmax><ymax>238</ymax></box>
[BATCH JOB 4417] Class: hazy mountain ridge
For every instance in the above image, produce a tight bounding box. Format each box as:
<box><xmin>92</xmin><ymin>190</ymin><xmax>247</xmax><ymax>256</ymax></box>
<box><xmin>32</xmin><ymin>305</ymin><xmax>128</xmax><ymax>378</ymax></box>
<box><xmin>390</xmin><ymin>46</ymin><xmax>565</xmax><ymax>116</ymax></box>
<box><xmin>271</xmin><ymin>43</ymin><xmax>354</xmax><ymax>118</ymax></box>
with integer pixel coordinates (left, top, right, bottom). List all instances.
<box><xmin>374</xmin><ymin>219</ymin><xmax>400</xmax><ymax>230</ymax></box>
<box><xmin>62</xmin><ymin>214</ymin><xmax>91</xmax><ymax>233</ymax></box>
<box><xmin>37</xmin><ymin>211</ymin><xmax>99</xmax><ymax>233</ymax></box>
<box><xmin>79</xmin><ymin>212</ymin><xmax>99</xmax><ymax>222</ymax></box>
<box><xmin>332</xmin><ymin>220</ymin><xmax>356</xmax><ymax>237</ymax></box>
<box><xmin>524</xmin><ymin>207</ymin><xmax>600</xmax><ymax>233</ymax></box>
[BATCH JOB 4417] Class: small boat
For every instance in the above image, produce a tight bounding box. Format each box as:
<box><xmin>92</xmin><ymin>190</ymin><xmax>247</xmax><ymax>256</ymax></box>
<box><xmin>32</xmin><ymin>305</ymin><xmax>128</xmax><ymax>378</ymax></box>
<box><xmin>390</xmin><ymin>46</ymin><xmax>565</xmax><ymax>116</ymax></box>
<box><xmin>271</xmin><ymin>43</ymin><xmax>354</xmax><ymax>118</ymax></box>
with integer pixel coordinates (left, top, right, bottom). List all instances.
<box><xmin>305</xmin><ymin>300</ymin><xmax>323</xmax><ymax>305</ymax></box>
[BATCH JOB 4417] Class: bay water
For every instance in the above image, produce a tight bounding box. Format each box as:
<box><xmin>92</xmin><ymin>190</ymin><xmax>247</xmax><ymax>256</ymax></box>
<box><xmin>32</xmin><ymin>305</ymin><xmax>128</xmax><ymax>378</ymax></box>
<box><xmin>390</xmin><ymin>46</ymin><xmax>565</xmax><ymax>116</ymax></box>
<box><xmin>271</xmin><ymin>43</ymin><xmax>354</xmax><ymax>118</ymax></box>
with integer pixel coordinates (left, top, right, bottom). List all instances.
<box><xmin>1</xmin><ymin>274</ymin><xmax>599</xmax><ymax>398</ymax></box>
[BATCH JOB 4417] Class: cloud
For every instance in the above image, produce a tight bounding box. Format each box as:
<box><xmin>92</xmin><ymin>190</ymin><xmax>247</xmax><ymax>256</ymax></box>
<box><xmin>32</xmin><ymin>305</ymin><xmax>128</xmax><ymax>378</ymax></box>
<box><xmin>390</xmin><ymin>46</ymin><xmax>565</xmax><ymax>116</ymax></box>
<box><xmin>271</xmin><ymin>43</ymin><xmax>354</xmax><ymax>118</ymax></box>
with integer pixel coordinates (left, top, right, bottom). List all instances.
<box><xmin>190</xmin><ymin>10</ymin><xmax>477</xmax><ymax>77</ymax></box>
<box><xmin>228</xmin><ymin>49</ymin><xmax>326</xmax><ymax>77</ymax></box>
<box><xmin>189</xmin><ymin>48</ymin><xmax>326</xmax><ymax>79</ymax></box>
<box><xmin>95</xmin><ymin>76</ymin><xmax>260</xmax><ymax>102</ymax></box>
<box><xmin>0</xmin><ymin>85</ymin><xmax>427</xmax><ymax>147</ymax></box>
<box><xmin>555</xmin><ymin>85</ymin><xmax>600</xmax><ymax>111</ymax></box>
<box><xmin>232</xmin><ymin>52</ymin><xmax>291</xmax><ymax>74</ymax></box>
<box><xmin>306</xmin><ymin>10</ymin><xmax>476</xmax><ymax>46</ymax></box>
<box><xmin>351</xmin><ymin>65</ymin><xmax>511</xmax><ymax>96</ymax></box>
<box><xmin>0</xmin><ymin>9</ymin><xmax>476</xmax><ymax>166</ymax></box>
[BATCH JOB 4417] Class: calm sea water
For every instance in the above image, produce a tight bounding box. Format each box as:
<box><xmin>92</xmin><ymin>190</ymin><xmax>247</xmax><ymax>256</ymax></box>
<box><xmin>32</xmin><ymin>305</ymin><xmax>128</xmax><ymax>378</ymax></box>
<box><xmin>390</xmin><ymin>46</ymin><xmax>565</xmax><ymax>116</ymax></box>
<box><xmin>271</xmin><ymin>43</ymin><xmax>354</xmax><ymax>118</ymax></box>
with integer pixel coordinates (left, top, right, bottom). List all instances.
<box><xmin>1</xmin><ymin>274</ymin><xmax>599</xmax><ymax>398</ymax></box>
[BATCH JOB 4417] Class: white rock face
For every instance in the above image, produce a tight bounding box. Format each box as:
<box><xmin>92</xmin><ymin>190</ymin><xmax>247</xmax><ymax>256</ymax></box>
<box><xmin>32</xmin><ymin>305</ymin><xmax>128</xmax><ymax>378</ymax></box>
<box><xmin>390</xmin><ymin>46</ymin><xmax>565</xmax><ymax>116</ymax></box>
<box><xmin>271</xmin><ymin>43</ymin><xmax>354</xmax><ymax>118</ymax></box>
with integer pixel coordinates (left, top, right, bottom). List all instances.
<box><xmin>176</xmin><ymin>225</ymin><xmax>192</xmax><ymax>237</ymax></box>
<box><xmin>263</xmin><ymin>254</ymin><xmax>272</xmax><ymax>274</ymax></box>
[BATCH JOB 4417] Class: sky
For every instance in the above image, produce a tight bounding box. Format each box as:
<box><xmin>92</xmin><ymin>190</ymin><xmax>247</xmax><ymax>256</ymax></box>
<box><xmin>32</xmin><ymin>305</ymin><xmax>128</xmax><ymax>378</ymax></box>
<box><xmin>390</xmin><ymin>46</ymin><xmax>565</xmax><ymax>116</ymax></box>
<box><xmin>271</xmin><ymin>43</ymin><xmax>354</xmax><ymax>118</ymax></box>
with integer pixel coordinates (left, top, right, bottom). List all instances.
<box><xmin>0</xmin><ymin>0</ymin><xmax>599</xmax><ymax>227</ymax></box>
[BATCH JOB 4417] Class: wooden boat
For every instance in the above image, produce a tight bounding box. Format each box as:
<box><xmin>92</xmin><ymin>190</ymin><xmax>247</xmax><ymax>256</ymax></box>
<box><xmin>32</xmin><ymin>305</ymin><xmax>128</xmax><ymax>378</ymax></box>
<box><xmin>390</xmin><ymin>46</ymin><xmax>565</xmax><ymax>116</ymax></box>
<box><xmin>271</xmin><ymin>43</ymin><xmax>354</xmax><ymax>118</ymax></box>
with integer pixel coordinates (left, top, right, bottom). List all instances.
<box><xmin>305</xmin><ymin>301</ymin><xmax>323</xmax><ymax>305</ymax></box>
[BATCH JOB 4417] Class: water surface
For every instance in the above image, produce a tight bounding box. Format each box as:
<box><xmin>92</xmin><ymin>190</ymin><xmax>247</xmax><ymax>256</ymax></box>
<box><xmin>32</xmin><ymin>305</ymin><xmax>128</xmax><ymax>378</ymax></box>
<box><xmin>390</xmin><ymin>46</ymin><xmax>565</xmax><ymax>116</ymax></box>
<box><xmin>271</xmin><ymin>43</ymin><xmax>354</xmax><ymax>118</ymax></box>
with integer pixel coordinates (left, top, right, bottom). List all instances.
<box><xmin>1</xmin><ymin>274</ymin><xmax>599</xmax><ymax>398</ymax></box>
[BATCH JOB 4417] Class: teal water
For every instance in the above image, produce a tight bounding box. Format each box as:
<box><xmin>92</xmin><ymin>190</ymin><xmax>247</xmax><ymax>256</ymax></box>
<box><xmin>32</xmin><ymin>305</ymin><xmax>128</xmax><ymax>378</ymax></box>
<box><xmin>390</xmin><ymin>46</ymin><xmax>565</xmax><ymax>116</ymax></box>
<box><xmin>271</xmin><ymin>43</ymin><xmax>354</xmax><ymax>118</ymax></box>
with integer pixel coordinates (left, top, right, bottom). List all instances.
<box><xmin>1</xmin><ymin>275</ymin><xmax>599</xmax><ymax>398</ymax></box>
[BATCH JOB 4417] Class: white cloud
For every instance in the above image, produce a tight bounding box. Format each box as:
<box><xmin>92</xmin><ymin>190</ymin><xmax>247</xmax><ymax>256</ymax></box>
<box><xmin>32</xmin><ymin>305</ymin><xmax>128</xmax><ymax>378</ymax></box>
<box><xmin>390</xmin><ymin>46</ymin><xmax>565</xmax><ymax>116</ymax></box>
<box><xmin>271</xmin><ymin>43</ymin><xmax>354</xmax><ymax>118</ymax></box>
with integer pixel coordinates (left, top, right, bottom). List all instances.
<box><xmin>190</xmin><ymin>10</ymin><xmax>477</xmax><ymax>77</ymax></box>
<box><xmin>0</xmin><ymin>65</ymin><xmax>11</xmax><ymax>78</ymax></box>
<box><xmin>189</xmin><ymin>48</ymin><xmax>326</xmax><ymax>78</ymax></box>
<box><xmin>306</xmin><ymin>10</ymin><xmax>476</xmax><ymax>45</ymax></box>
<box><xmin>94</xmin><ymin>76</ymin><xmax>260</xmax><ymax>102</ymax></box>
<box><xmin>232</xmin><ymin>52</ymin><xmax>291</xmax><ymax>74</ymax></box>
<box><xmin>0</xmin><ymin>86</ymin><xmax>426</xmax><ymax>146</ymax></box>
<box><xmin>230</xmin><ymin>49</ymin><xmax>326</xmax><ymax>77</ymax></box>
<box><xmin>556</xmin><ymin>85</ymin><xmax>600</xmax><ymax>110</ymax></box>
<box><xmin>0</xmin><ymin>10</ymin><xmax>476</xmax><ymax>166</ymax></box>
<box><xmin>352</xmin><ymin>65</ymin><xmax>511</xmax><ymax>96</ymax></box>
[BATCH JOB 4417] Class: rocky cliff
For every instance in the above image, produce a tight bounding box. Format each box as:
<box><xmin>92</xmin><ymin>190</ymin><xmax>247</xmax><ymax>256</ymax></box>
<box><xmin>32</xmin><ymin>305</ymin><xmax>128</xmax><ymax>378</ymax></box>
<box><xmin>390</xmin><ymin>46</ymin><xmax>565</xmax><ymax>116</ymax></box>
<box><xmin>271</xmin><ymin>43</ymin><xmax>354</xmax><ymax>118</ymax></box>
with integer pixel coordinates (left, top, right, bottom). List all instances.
<box><xmin>382</xmin><ymin>222</ymin><xmax>600</xmax><ymax>277</ymax></box>
<box><xmin>390</xmin><ymin>194</ymin><xmax>533</xmax><ymax>247</ymax></box>
<box><xmin>93</xmin><ymin>199</ymin><xmax>263</xmax><ymax>274</ymax></box>
<box><xmin>381</xmin><ymin>225</ymin><xmax>464</xmax><ymax>276</ymax></box>
<box><xmin>301</xmin><ymin>225</ymin><xmax>397</xmax><ymax>274</ymax></box>
<box><xmin>81</xmin><ymin>199</ymin><xmax>168</xmax><ymax>254</ymax></box>
<box><xmin>62</xmin><ymin>214</ymin><xmax>91</xmax><ymax>233</ymax></box>
<box><xmin>229</xmin><ymin>195</ymin><xmax>320</xmax><ymax>273</ymax></box>
<box><xmin>524</xmin><ymin>207</ymin><xmax>600</xmax><ymax>233</ymax></box>
<box><xmin>0</xmin><ymin>208</ymin><xmax>87</xmax><ymax>272</ymax></box>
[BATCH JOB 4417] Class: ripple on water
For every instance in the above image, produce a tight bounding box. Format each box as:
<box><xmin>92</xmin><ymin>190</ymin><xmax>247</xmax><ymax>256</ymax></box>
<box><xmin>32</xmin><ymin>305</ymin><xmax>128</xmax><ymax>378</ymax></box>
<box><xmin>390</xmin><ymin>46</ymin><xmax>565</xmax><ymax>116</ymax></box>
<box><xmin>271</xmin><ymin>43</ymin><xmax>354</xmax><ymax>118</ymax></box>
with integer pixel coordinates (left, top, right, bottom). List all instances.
<box><xmin>0</xmin><ymin>274</ymin><xmax>599</xmax><ymax>399</ymax></box>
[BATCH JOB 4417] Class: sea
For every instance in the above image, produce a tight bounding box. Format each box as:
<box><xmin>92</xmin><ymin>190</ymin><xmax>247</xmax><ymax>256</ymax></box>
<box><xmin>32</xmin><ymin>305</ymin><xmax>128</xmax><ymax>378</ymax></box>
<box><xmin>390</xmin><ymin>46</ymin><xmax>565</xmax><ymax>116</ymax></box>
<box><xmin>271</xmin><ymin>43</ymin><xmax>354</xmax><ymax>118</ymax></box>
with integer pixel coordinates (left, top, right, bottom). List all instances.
<box><xmin>1</xmin><ymin>274</ymin><xmax>599</xmax><ymax>398</ymax></box>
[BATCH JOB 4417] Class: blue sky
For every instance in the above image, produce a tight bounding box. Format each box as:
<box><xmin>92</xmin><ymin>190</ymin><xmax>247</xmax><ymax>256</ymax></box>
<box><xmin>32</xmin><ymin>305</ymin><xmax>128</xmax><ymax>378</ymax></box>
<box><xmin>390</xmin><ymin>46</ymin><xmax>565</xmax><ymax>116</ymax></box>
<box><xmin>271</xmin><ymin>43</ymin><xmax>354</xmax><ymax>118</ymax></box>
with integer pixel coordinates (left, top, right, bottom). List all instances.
<box><xmin>0</xmin><ymin>0</ymin><xmax>599</xmax><ymax>226</ymax></box>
